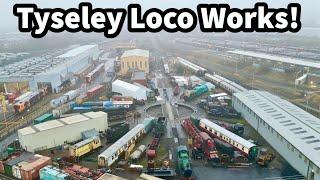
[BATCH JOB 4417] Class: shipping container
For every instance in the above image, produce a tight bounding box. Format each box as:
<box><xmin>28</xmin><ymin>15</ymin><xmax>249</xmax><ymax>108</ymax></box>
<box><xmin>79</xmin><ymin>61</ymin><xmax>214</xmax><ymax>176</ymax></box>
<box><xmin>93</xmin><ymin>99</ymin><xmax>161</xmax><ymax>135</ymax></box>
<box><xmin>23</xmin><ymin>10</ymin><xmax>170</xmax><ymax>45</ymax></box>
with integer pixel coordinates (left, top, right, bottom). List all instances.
<box><xmin>76</xmin><ymin>94</ymin><xmax>88</xmax><ymax>104</ymax></box>
<box><xmin>87</xmin><ymin>85</ymin><xmax>105</xmax><ymax>98</ymax></box>
<box><xmin>52</xmin><ymin>103</ymin><xmax>72</xmax><ymax>118</ymax></box>
<box><xmin>20</xmin><ymin>155</ymin><xmax>52</xmax><ymax>180</ymax></box>
<box><xmin>3</xmin><ymin>152</ymin><xmax>34</xmax><ymax>177</ymax></box>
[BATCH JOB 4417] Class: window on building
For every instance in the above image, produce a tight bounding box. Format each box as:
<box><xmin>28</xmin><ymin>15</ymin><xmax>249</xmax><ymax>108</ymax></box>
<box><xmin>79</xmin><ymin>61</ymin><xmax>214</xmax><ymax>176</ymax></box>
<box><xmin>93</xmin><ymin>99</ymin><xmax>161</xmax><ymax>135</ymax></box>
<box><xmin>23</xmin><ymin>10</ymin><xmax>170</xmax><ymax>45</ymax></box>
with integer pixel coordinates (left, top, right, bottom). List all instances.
<box><xmin>122</xmin><ymin>62</ymin><xmax>124</xmax><ymax>67</ymax></box>
<box><xmin>145</xmin><ymin>61</ymin><xmax>148</xmax><ymax>68</ymax></box>
<box><xmin>132</xmin><ymin>62</ymin><xmax>134</xmax><ymax>68</ymax></box>
<box><xmin>306</xmin><ymin>139</ymin><xmax>320</xmax><ymax>144</ymax></box>
<box><xmin>127</xmin><ymin>62</ymin><xmax>129</xmax><ymax>67</ymax></box>
<box><xmin>135</xmin><ymin>61</ymin><xmax>138</xmax><ymax>68</ymax></box>
<box><xmin>140</xmin><ymin>61</ymin><xmax>142</xmax><ymax>68</ymax></box>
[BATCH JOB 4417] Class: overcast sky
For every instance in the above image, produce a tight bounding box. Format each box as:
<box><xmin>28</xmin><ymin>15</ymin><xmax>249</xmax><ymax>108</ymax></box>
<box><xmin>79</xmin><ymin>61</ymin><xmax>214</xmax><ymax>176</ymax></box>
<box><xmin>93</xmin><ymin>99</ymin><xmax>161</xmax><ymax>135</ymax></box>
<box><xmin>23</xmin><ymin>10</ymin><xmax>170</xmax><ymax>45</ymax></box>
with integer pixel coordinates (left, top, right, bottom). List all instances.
<box><xmin>0</xmin><ymin>0</ymin><xmax>319</xmax><ymax>33</ymax></box>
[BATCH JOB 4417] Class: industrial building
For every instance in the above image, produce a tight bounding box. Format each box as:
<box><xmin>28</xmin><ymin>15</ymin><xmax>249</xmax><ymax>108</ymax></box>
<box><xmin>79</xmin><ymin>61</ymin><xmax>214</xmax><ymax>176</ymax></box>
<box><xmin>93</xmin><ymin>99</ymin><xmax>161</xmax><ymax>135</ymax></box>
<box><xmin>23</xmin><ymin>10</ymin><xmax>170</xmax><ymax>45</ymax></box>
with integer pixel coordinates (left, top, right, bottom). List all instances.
<box><xmin>0</xmin><ymin>45</ymin><xmax>99</xmax><ymax>93</ymax></box>
<box><xmin>120</xmin><ymin>49</ymin><xmax>149</xmax><ymax>75</ymax></box>
<box><xmin>112</xmin><ymin>79</ymin><xmax>147</xmax><ymax>100</ymax></box>
<box><xmin>18</xmin><ymin>111</ymin><xmax>108</xmax><ymax>152</ymax></box>
<box><xmin>228</xmin><ymin>50</ymin><xmax>320</xmax><ymax>70</ymax></box>
<box><xmin>233</xmin><ymin>90</ymin><xmax>320</xmax><ymax>180</ymax></box>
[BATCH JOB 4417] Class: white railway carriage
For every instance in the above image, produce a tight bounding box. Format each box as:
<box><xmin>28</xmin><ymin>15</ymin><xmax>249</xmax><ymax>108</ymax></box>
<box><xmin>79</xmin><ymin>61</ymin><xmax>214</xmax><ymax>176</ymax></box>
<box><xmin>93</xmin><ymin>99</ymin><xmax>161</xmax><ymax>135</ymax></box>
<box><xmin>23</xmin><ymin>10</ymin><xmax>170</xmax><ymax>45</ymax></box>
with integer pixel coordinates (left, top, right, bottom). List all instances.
<box><xmin>177</xmin><ymin>57</ymin><xmax>207</xmax><ymax>75</ymax></box>
<box><xmin>199</xmin><ymin>118</ymin><xmax>258</xmax><ymax>159</ymax></box>
<box><xmin>204</xmin><ymin>73</ymin><xmax>222</xmax><ymax>85</ymax></box>
<box><xmin>204</xmin><ymin>73</ymin><xmax>247</xmax><ymax>94</ymax></box>
<box><xmin>98</xmin><ymin>124</ymin><xmax>145</xmax><ymax>167</ymax></box>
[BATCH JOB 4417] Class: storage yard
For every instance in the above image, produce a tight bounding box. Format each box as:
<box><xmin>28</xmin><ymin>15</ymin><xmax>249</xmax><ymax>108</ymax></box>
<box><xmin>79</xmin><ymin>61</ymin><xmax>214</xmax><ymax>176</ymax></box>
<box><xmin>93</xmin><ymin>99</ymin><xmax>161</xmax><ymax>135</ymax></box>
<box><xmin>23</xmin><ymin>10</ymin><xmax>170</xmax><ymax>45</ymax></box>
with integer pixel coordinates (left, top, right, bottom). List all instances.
<box><xmin>0</xmin><ymin>35</ymin><xmax>319</xmax><ymax>180</ymax></box>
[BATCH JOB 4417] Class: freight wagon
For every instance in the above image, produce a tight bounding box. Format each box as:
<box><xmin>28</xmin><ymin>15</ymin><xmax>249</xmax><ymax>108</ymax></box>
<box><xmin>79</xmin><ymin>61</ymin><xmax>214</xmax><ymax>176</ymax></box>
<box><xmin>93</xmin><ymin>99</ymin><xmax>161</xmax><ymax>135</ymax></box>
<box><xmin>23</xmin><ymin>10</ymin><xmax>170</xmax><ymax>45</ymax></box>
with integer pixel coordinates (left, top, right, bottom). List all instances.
<box><xmin>69</xmin><ymin>136</ymin><xmax>101</xmax><ymax>159</ymax></box>
<box><xmin>142</xmin><ymin>117</ymin><xmax>156</xmax><ymax>133</ymax></box>
<box><xmin>85</xmin><ymin>63</ymin><xmax>105</xmax><ymax>83</ymax></box>
<box><xmin>130</xmin><ymin>145</ymin><xmax>147</xmax><ymax>162</ymax></box>
<box><xmin>52</xmin><ymin>102</ymin><xmax>72</xmax><ymax>118</ymax></box>
<box><xmin>199</xmin><ymin>118</ymin><xmax>258</xmax><ymax>160</ymax></box>
<box><xmin>33</xmin><ymin>113</ymin><xmax>54</xmax><ymax>125</ymax></box>
<box><xmin>76</xmin><ymin>94</ymin><xmax>88</xmax><ymax>104</ymax></box>
<box><xmin>86</xmin><ymin>84</ymin><xmax>105</xmax><ymax>99</ymax></box>
<box><xmin>50</xmin><ymin>89</ymin><xmax>80</xmax><ymax>108</ymax></box>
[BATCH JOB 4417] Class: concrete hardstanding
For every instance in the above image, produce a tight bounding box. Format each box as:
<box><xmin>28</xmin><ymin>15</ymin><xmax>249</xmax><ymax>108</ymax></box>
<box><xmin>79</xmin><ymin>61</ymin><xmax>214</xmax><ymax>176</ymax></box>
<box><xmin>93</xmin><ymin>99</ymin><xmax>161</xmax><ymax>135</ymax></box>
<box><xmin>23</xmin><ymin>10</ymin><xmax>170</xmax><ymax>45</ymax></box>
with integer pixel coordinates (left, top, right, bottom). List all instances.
<box><xmin>18</xmin><ymin>111</ymin><xmax>108</xmax><ymax>152</ymax></box>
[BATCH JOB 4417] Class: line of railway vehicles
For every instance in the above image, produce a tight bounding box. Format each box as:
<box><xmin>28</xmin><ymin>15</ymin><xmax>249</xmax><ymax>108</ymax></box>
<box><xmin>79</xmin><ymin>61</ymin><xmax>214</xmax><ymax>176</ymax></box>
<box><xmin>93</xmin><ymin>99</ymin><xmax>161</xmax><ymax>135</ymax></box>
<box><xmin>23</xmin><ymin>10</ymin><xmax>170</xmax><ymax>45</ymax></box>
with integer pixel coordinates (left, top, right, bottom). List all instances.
<box><xmin>176</xmin><ymin>56</ymin><xmax>247</xmax><ymax>95</ymax></box>
<box><xmin>186</xmin><ymin>118</ymin><xmax>259</xmax><ymax>167</ymax></box>
<box><xmin>198</xmin><ymin>92</ymin><xmax>241</xmax><ymax>119</ymax></box>
<box><xmin>13</xmin><ymin>86</ymin><xmax>50</xmax><ymax>113</ymax></box>
<box><xmin>174</xmin><ymin>77</ymin><xmax>215</xmax><ymax>101</ymax></box>
<box><xmin>51</xmin><ymin>84</ymin><xmax>105</xmax><ymax>118</ymax></box>
<box><xmin>85</xmin><ymin>63</ymin><xmax>105</xmax><ymax>84</ymax></box>
<box><xmin>98</xmin><ymin>118</ymin><xmax>156</xmax><ymax>168</ymax></box>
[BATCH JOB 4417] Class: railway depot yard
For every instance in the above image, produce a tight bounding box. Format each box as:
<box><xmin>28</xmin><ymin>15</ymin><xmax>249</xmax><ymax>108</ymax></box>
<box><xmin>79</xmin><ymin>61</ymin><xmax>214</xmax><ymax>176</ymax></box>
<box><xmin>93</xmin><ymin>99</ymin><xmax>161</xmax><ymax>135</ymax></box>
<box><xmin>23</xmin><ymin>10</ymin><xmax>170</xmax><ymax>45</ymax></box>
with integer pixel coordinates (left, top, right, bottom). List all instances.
<box><xmin>0</xmin><ymin>36</ymin><xmax>319</xmax><ymax>180</ymax></box>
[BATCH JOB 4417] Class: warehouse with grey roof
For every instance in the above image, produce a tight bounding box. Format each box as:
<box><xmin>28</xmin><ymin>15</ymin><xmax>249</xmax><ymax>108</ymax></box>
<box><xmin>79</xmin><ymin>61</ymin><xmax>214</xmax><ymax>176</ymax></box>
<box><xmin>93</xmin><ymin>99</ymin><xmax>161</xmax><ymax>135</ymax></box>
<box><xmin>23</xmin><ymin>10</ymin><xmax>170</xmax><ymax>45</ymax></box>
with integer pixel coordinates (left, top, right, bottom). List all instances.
<box><xmin>233</xmin><ymin>90</ymin><xmax>320</xmax><ymax>180</ymax></box>
<box><xmin>0</xmin><ymin>44</ymin><xmax>99</xmax><ymax>93</ymax></box>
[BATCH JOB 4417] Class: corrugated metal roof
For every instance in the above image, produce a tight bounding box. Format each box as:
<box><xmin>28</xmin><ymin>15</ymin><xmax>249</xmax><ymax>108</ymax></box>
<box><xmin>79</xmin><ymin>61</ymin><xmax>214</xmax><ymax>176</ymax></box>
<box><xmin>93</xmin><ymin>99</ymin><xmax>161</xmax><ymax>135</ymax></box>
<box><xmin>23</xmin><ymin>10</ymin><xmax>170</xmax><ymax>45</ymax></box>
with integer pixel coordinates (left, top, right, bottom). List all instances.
<box><xmin>234</xmin><ymin>90</ymin><xmax>320</xmax><ymax>167</ymax></box>
<box><xmin>121</xmin><ymin>49</ymin><xmax>149</xmax><ymax>58</ymax></box>
<box><xmin>18</xmin><ymin>112</ymin><xmax>107</xmax><ymax>136</ymax></box>
<box><xmin>57</xmin><ymin>45</ymin><xmax>97</xmax><ymax>58</ymax></box>
<box><xmin>112</xmin><ymin>79</ymin><xmax>141</xmax><ymax>91</ymax></box>
<box><xmin>228</xmin><ymin>50</ymin><xmax>320</xmax><ymax>69</ymax></box>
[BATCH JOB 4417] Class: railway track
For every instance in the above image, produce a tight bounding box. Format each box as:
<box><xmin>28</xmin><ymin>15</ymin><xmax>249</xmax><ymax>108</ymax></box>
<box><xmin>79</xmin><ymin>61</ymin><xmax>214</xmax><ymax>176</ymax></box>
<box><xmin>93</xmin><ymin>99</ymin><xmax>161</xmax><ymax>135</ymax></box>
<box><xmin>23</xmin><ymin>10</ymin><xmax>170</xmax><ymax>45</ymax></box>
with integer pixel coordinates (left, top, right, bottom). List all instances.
<box><xmin>0</xmin><ymin>92</ymin><xmax>63</xmax><ymax>140</ymax></box>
